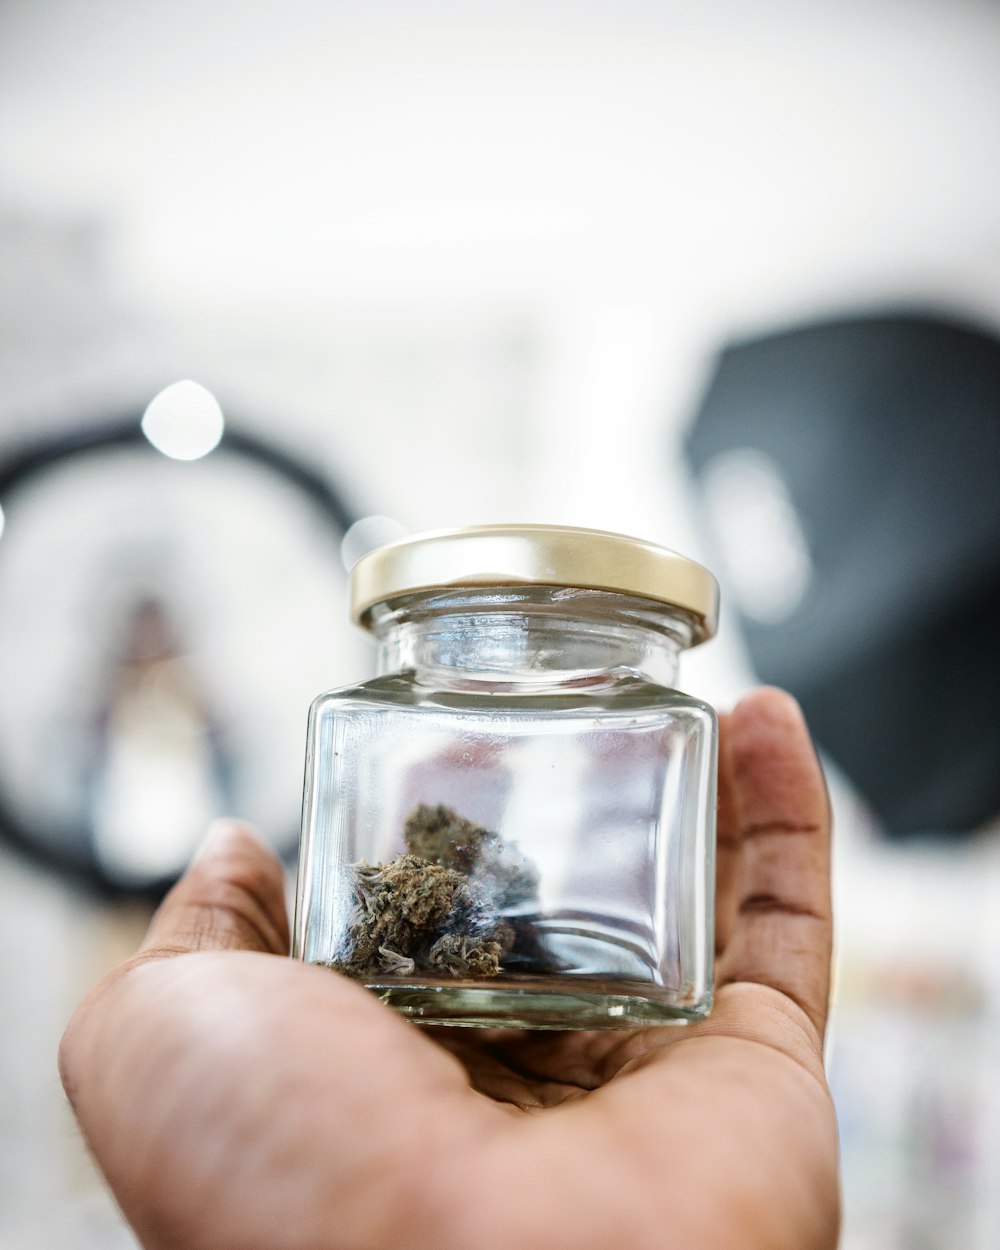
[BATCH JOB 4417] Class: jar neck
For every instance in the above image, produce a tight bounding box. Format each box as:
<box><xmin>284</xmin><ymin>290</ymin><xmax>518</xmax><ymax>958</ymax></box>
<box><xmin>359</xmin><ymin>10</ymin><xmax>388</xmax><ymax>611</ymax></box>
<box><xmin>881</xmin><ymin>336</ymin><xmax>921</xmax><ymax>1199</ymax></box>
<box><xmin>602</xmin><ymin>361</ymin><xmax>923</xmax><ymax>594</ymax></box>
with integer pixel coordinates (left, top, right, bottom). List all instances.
<box><xmin>368</xmin><ymin>588</ymin><xmax>693</xmax><ymax>691</ymax></box>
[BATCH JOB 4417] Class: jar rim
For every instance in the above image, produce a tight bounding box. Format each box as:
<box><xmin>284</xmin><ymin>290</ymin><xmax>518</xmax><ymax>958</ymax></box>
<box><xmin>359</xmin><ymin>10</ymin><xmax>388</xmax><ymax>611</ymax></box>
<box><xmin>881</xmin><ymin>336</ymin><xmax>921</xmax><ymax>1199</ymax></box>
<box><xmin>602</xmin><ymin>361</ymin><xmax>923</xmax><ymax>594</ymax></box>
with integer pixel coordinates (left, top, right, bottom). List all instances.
<box><xmin>349</xmin><ymin>524</ymin><xmax>719</xmax><ymax>645</ymax></box>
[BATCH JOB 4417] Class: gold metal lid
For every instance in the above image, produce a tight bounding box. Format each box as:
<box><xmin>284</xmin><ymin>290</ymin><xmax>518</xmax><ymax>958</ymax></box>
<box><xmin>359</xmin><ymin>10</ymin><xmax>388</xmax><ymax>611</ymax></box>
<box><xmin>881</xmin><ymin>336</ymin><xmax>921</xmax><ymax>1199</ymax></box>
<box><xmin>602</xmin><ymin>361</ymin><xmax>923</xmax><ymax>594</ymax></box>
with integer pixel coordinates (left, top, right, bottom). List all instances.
<box><xmin>350</xmin><ymin>524</ymin><xmax>719</xmax><ymax>645</ymax></box>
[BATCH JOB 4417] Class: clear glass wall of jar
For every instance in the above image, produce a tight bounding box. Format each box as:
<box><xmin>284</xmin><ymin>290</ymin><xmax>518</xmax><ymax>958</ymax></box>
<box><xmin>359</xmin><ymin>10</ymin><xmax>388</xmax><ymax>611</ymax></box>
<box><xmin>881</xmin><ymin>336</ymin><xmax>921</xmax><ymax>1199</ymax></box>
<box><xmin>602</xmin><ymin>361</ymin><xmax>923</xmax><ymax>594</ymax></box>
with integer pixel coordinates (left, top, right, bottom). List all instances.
<box><xmin>293</xmin><ymin>527</ymin><xmax>719</xmax><ymax>1029</ymax></box>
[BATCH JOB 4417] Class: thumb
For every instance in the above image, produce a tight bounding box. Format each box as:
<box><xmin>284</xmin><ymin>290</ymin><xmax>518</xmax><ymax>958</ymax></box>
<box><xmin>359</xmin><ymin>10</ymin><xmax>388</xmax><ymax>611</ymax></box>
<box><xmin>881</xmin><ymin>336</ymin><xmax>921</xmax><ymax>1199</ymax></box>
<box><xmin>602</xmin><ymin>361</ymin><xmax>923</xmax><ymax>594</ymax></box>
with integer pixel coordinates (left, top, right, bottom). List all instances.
<box><xmin>140</xmin><ymin>819</ymin><xmax>290</xmax><ymax>957</ymax></box>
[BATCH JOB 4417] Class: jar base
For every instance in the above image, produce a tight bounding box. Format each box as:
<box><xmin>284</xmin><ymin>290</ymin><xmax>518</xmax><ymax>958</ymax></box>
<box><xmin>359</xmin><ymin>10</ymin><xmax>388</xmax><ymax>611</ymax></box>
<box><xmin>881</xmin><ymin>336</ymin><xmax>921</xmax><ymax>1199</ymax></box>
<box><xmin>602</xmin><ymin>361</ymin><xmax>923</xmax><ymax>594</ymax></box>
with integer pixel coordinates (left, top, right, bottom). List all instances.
<box><xmin>370</xmin><ymin>980</ymin><xmax>711</xmax><ymax>1030</ymax></box>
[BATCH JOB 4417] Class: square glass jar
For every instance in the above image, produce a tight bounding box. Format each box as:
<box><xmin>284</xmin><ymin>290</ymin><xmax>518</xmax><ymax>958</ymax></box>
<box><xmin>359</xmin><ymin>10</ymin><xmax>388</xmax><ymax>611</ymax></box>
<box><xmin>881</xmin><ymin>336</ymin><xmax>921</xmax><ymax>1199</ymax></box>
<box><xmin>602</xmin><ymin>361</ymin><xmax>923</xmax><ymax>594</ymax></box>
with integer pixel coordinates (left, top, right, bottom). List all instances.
<box><xmin>293</xmin><ymin>525</ymin><xmax>719</xmax><ymax>1029</ymax></box>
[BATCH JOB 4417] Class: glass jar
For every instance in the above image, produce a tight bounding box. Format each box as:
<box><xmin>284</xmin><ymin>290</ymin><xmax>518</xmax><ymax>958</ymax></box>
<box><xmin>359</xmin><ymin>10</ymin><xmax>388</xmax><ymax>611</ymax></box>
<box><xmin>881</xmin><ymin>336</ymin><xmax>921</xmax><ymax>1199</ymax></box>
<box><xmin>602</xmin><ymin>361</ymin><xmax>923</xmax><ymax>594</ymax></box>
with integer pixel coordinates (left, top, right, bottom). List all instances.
<box><xmin>293</xmin><ymin>525</ymin><xmax>719</xmax><ymax>1029</ymax></box>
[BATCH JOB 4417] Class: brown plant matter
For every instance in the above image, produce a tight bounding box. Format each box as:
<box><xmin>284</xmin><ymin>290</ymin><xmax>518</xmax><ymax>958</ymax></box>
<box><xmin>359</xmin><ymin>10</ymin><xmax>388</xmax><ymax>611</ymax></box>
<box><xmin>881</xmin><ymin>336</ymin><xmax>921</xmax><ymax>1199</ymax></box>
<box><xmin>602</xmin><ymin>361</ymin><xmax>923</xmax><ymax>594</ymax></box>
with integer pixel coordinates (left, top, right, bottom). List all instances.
<box><xmin>404</xmin><ymin>803</ymin><xmax>540</xmax><ymax>908</ymax></box>
<box><xmin>333</xmin><ymin>805</ymin><xmax>541</xmax><ymax>981</ymax></box>
<box><xmin>427</xmin><ymin>934</ymin><xmax>504</xmax><ymax>978</ymax></box>
<box><xmin>336</xmin><ymin>855</ymin><xmax>477</xmax><ymax>977</ymax></box>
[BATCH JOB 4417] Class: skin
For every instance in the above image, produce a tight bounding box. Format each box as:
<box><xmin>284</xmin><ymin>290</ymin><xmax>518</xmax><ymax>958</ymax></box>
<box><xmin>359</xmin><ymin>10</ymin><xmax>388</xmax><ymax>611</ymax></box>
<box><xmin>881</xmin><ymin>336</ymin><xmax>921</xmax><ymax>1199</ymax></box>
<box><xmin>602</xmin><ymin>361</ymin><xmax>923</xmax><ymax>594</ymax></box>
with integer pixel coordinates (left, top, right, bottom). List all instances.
<box><xmin>59</xmin><ymin>686</ymin><xmax>839</xmax><ymax>1250</ymax></box>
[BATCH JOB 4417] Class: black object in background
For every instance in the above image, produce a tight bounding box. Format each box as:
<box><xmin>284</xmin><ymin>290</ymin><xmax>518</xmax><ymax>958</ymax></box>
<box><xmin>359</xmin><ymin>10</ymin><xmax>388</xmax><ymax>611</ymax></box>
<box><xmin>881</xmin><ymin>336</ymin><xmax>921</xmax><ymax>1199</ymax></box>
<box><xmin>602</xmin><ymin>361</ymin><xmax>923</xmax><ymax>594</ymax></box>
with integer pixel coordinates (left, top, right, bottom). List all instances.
<box><xmin>685</xmin><ymin>311</ymin><xmax>1000</xmax><ymax>836</ymax></box>
<box><xmin>0</xmin><ymin>415</ymin><xmax>360</xmax><ymax>893</ymax></box>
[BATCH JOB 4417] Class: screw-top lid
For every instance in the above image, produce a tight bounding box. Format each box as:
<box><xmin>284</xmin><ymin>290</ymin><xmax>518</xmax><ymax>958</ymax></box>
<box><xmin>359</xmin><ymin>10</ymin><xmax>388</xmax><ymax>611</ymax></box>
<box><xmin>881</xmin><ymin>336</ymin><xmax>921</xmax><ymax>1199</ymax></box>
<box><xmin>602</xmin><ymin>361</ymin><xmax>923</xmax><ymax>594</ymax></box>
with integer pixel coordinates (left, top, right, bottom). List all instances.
<box><xmin>350</xmin><ymin>524</ymin><xmax>719</xmax><ymax>645</ymax></box>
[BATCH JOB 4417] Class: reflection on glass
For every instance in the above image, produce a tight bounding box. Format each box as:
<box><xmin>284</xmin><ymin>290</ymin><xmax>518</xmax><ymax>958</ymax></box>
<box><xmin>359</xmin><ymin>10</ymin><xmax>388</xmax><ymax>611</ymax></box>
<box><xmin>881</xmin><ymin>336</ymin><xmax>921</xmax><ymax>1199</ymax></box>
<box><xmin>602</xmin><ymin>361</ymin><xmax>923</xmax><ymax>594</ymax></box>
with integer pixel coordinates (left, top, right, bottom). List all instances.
<box><xmin>340</xmin><ymin>515</ymin><xmax>408</xmax><ymax>570</ymax></box>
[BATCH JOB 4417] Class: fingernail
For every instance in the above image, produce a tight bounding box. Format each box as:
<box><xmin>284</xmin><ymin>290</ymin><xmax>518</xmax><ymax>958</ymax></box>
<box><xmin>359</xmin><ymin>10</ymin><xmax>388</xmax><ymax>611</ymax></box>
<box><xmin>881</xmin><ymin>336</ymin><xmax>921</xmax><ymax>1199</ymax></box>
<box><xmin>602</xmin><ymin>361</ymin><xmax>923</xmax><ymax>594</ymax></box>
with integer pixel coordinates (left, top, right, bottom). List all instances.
<box><xmin>191</xmin><ymin>817</ymin><xmax>268</xmax><ymax>866</ymax></box>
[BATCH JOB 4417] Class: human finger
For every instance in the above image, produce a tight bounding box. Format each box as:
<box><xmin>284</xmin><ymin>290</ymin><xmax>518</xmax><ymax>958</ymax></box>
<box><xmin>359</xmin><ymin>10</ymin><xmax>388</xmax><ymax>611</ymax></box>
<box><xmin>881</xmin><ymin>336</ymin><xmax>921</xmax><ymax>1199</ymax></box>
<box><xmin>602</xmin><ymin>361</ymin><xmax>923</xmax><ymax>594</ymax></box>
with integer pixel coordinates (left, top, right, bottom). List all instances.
<box><xmin>715</xmin><ymin>688</ymin><xmax>832</xmax><ymax>1040</ymax></box>
<box><xmin>140</xmin><ymin>819</ymin><xmax>290</xmax><ymax>957</ymax></box>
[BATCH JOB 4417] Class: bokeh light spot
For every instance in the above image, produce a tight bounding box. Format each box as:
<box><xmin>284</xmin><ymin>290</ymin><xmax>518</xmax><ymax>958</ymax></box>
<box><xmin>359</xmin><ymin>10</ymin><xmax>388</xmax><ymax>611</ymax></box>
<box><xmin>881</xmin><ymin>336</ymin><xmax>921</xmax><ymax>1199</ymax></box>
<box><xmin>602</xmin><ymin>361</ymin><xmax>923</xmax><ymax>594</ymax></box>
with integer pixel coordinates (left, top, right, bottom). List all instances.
<box><xmin>141</xmin><ymin>380</ymin><xmax>224</xmax><ymax>461</ymax></box>
<box><xmin>340</xmin><ymin>516</ymin><xmax>409</xmax><ymax>571</ymax></box>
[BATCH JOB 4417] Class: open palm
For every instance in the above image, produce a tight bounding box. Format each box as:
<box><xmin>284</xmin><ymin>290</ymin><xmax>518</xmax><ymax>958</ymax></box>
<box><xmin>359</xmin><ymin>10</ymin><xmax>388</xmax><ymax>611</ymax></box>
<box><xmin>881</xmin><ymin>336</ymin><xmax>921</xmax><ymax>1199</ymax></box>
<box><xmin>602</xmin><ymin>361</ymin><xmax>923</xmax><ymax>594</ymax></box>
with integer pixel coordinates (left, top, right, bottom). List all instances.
<box><xmin>60</xmin><ymin>687</ymin><xmax>838</xmax><ymax>1250</ymax></box>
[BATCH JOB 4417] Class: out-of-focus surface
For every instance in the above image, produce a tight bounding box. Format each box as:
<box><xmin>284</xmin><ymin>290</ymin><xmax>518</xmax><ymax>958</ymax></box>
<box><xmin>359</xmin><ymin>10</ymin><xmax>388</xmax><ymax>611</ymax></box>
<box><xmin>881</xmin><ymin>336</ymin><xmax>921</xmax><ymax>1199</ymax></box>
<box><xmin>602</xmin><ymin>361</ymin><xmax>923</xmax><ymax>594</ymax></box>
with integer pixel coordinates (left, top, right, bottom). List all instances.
<box><xmin>686</xmin><ymin>311</ymin><xmax>1000</xmax><ymax>836</ymax></box>
<box><xmin>2</xmin><ymin>1</ymin><xmax>999</xmax><ymax>1246</ymax></box>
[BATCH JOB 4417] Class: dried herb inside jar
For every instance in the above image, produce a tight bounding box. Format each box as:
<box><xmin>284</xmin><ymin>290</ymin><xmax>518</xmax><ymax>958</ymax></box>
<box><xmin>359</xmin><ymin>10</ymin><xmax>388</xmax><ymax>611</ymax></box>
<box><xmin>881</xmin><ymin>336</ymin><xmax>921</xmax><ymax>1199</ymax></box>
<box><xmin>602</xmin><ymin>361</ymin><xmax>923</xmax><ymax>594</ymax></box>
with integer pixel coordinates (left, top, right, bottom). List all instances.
<box><xmin>329</xmin><ymin>804</ymin><xmax>544</xmax><ymax>980</ymax></box>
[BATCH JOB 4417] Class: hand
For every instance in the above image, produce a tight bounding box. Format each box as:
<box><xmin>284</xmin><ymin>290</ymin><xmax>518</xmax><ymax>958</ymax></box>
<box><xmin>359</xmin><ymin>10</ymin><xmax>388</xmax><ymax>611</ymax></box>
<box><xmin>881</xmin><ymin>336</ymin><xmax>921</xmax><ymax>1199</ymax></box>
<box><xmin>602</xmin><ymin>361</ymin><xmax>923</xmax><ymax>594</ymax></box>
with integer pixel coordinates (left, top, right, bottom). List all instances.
<box><xmin>60</xmin><ymin>687</ymin><xmax>838</xmax><ymax>1250</ymax></box>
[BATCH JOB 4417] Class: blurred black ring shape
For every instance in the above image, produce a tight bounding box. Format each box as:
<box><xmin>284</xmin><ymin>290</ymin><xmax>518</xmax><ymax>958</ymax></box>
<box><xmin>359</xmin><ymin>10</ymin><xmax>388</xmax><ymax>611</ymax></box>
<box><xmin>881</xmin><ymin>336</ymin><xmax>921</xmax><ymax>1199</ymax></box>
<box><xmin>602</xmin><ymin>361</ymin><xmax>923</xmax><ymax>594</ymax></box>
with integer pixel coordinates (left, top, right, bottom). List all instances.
<box><xmin>0</xmin><ymin>414</ymin><xmax>360</xmax><ymax>896</ymax></box>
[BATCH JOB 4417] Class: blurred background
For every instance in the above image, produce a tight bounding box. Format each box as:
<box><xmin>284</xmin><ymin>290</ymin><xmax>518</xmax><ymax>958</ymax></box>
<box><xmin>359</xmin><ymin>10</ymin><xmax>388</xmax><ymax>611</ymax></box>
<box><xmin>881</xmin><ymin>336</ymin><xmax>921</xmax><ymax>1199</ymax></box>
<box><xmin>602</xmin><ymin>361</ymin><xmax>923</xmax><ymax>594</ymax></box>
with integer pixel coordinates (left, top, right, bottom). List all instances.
<box><xmin>1</xmin><ymin>0</ymin><xmax>999</xmax><ymax>1245</ymax></box>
